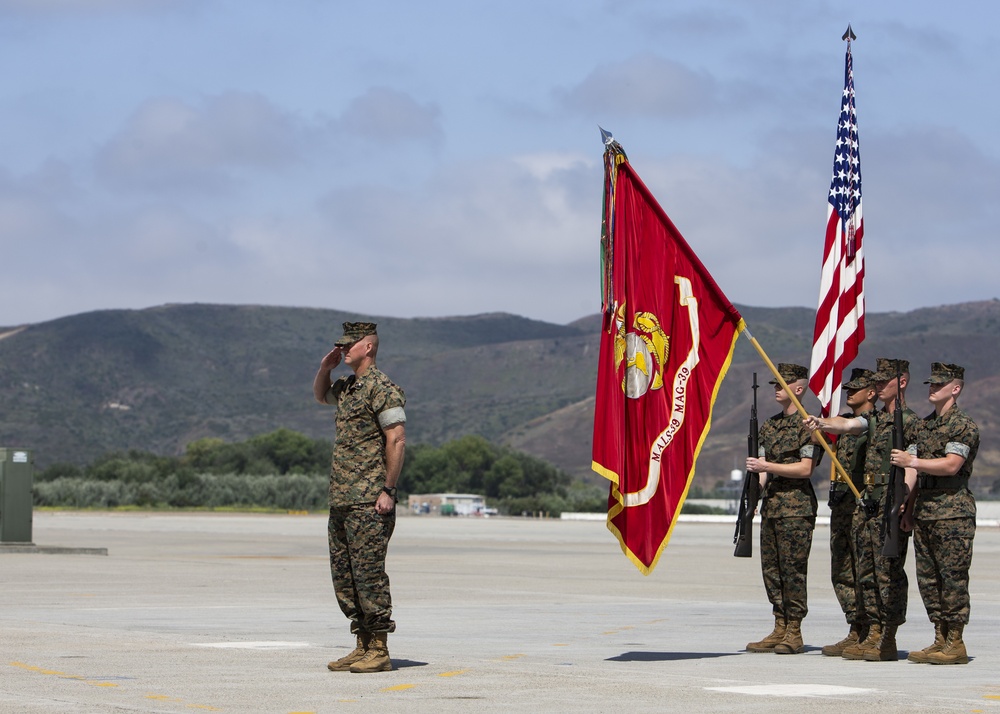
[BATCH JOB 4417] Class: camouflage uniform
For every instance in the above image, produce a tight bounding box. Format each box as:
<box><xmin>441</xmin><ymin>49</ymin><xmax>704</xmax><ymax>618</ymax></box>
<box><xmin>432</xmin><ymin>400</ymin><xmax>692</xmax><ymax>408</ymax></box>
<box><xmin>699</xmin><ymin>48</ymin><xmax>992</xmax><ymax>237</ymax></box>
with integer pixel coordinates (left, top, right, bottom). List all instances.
<box><xmin>758</xmin><ymin>409</ymin><xmax>819</xmax><ymax>621</ymax></box>
<box><xmin>853</xmin><ymin>368</ymin><xmax>924</xmax><ymax>630</ymax></box>
<box><xmin>828</xmin><ymin>405</ymin><xmax>871</xmax><ymax>626</ymax></box>
<box><xmin>913</xmin><ymin>376</ymin><xmax>978</xmax><ymax>627</ymax></box>
<box><xmin>324</xmin><ymin>327</ymin><xmax>406</xmax><ymax>636</ymax></box>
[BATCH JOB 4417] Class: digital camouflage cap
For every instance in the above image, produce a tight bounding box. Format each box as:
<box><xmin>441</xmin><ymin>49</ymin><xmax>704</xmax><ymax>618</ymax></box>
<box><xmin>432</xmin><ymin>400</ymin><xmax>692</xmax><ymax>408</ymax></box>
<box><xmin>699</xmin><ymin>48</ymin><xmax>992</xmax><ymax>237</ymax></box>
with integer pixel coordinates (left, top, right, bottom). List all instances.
<box><xmin>334</xmin><ymin>321</ymin><xmax>378</xmax><ymax>347</ymax></box>
<box><xmin>924</xmin><ymin>362</ymin><xmax>965</xmax><ymax>384</ymax></box>
<box><xmin>768</xmin><ymin>363</ymin><xmax>809</xmax><ymax>384</ymax></box>
<box><xmin>842</xmin><ymin>367</ymin><xmax>876</xmax><ymax>390</ymax></box>
<box><xmin>873</xmin><ymin>357</ymin><xmax>909</xmax><ymax>381</ymax></box>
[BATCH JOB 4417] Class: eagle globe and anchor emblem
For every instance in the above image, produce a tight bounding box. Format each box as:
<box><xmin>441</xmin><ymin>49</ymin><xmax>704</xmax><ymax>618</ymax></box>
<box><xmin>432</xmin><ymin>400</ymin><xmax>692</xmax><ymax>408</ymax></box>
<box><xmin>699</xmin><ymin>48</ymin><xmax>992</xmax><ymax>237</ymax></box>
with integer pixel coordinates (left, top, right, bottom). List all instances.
<box><xmin>609</xmin><ymin>276</ymin><xmax>702</xmax><ymax>508</ymax></box>
<box><xmin>614</xmin><ymin>302</ymin><xmax>670</xmax><ymax>398</ymax></box>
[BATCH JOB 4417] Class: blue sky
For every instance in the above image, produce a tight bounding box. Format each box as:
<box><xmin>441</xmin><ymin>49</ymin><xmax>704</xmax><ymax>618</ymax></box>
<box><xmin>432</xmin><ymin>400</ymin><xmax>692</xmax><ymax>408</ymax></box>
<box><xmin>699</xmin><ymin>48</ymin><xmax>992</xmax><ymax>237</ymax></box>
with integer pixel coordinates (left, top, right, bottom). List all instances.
<box><xmin>1</xmin><ymin>0</ymin><xmax>997</xmax><ymax>327</ymax></box>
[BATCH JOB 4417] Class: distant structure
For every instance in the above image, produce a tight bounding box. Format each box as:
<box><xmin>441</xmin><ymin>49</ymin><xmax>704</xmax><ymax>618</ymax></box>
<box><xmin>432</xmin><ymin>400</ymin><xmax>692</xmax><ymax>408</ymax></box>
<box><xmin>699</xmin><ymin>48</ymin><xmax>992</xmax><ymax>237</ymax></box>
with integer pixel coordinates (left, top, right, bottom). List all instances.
<box><xmin>406</xmin><ymin>493</ymin><xmax>496</xmax><ymax>516</ymax></box>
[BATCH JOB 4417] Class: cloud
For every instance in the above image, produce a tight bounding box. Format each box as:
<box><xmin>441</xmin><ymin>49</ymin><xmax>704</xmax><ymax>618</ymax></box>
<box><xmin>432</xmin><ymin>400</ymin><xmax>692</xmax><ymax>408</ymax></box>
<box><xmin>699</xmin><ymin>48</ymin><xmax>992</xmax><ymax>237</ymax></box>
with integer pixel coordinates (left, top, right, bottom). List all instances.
<box><xmin>312</xmin><ymin>151</ymin><xmax>600</xmax><ymax>319</ymax></box>
<box><xmin>859</xmin><ymin>125</ymin><xmax>1000</xmax><ymax>309</ymax></box>
<box><xmin>0</xmin><ymin>0</ymin><xmax>187</xmax><ymax>14</ymax></box>
<box><xmin>334</xmin><ymin>87</ymin><xmax>443</xmax><ymax>146</ymax></box>
<box><xmin>95</xmin><ymin>92</ymin><xmax>303</xmax><ymax>192</ymax></box>
<box><xmin>631</xmin><ymin>7</ymin><xmax>748</xmax><ymax>39</ymax></box>
<box><xmin>556</xmin><ymin>53</ymin><xmax>720</xmax><ymax>120</ymax></box>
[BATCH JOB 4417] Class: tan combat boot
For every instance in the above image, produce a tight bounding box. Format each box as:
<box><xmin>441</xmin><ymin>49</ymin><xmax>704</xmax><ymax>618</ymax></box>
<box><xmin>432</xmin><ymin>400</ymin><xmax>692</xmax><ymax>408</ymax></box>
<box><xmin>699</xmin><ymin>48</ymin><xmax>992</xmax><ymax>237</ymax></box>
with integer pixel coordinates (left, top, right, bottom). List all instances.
<box><xmin>328</xmin><ymin>631</ymin><xmax>371</xmax><ymax>671</ymax></box>
<box><xmin>774</xmin><ymin>619</ymin><xmax>804</xmax><ymax>655</ymax></box>
<box><xmin>927</xmin><ymin>623</ymin><xmax>969</xmax><ymax>665</ymax></box>
<box><xmin>908</xmin><ymin>622</ymin><xmax>946</xmax><ymax>663</ymax></box>
<box><xmin>822</xmin><ymin>622</ymin><xmax>867</xmax><ymax>657</ymax></box>
<box><xmin>350</xmin><ymin>632</ymin><xmax>392</xmax><ymax>673</ymax></box>
<box><xmin>842</xmin><ymin>622</ymin><xmax>881</xmax><ymax>660</ymax></box>
<box><xmin>746</xmin><ymin>616</ymin><xmax>786</xmax><ymax>653</ymax></box>
<box><xmin>863</xmin><ymin>624</ymin><xmax>898</xmax><ymax>661</ymax></box>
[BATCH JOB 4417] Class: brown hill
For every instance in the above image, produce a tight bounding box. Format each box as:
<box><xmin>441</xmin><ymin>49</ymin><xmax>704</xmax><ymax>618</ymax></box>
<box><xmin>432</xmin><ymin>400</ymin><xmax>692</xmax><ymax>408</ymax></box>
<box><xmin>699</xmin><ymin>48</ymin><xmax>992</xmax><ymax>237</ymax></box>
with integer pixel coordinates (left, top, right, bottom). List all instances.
<box><xmin>0</xmin><ymin>300</ymin><xmax>997</xmax><ymax>498</ymax></box>
<box><xmin>507</xmin><ymin>301</ymin><xmax>1000</xmax><ymax>499</ymax></box>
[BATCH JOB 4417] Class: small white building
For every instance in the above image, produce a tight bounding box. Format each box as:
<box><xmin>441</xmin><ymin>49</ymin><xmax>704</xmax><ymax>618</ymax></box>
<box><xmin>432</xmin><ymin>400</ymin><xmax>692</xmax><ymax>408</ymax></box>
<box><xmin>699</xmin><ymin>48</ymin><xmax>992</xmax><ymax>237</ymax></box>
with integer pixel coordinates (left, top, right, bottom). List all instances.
<box><xmin>407</xmin><ymin>493</ymin><xmax>495</xmax><ymax>516</ymax></box>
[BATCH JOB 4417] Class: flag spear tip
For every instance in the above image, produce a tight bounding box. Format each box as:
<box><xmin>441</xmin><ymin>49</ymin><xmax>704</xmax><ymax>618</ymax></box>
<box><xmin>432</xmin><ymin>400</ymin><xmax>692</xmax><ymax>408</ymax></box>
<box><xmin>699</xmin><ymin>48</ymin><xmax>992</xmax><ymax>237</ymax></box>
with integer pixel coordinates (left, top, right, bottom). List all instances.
<box><xmin>599</xmin><ymin>126</ymin><xmax>615</xmax><ymax>146</ymax></box>
<box><xmin>842</xmin><ymin>24</ymin><xmax>856</xmax><ymax>41</ymax></box>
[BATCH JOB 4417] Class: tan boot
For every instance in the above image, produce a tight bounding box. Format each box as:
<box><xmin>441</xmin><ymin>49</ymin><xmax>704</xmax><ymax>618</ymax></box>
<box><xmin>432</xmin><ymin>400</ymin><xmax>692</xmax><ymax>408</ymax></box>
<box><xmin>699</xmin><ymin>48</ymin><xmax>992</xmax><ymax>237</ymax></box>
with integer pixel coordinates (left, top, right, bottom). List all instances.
<box><xmin>328</xmin><ymin>632</ymin><xmax>371</xmax><ymax>671</ymax></box>
<box><xmin>746</xmin><ymin>616</ymin><xmax>786</xmax><ymax>653</ymax></box>
<box><xmin>927</xmin><ymin>623</ymin><xmax>969</xmax><ymax>665</ymax></box>
<box><xmin>842</xmin><ymin>622</ymin><xmax>881</xmax><ymax>660</ymax></box>
<box><xmin>774</xmin><ymin>619</ymin><xmax>804</xmax><ymax>654</ymax></box>
<box><xmin>822</xmin><ymin>623</ymin><xmax>867</xmax><ymax>657</ymax></box>
<box><xmin>350</xmin><ymin>632</ymin><xmax>392</xmax><ymax>673</ymax></box>
<box><xmin>863</xmin><ymin>624</ymin><xmax>898</xmax><ymax>661</ymax></box>
<box><xmin>908</xmin><ymin>622</ymin><xmax>946</xmax><ymax>663</ymax></box>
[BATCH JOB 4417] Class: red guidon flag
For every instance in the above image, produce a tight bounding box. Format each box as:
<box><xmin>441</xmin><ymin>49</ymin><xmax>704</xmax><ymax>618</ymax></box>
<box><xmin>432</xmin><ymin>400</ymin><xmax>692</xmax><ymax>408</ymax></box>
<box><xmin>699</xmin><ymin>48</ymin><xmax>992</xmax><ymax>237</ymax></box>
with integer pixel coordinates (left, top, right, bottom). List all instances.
<box><xmin>593</xmin><ymin>146</ymin><xmax>744</xmax><ymax>575</ymax></box>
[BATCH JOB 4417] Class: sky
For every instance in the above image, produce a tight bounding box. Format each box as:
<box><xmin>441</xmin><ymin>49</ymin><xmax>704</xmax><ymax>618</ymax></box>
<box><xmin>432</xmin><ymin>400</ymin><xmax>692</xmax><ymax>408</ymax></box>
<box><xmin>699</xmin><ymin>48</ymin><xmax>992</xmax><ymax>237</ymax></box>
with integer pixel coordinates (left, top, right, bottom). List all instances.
<box><xmin>1</xmin><ymin>0</ymin><xmax>997</xmax><ymax>327</ymax></box>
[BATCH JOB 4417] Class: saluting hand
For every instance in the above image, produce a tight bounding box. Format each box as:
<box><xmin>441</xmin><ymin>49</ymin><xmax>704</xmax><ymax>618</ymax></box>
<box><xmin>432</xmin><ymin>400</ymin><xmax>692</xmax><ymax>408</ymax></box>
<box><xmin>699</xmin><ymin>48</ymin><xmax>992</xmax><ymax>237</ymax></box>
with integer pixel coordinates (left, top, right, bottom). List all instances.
<box><xmin>321</xmin><ymin>347</ymin><xmax>343</xmax><ymax>370</ymax></box>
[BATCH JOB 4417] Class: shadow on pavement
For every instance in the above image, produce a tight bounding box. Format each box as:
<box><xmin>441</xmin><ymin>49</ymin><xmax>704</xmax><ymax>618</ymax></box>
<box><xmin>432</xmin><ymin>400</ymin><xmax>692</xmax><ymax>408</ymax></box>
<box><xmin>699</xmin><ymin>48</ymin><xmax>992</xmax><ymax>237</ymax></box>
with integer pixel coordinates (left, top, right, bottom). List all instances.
<box><xmin>607</xmin><ymin>651</ymin><xmax>742</xmax><ymax>662</ymax></box>
<box><xmin>391</xmin><ymin>659</ymin><xmax>429</xmax><ymax>669</ymax></box>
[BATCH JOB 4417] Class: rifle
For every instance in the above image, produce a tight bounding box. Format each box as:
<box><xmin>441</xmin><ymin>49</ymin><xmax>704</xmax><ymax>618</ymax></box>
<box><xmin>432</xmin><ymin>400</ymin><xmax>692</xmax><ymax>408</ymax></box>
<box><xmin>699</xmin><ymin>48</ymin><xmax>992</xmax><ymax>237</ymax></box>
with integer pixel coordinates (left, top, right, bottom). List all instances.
<box><xmin>881</xmin><ymin>371</ymin><xmax>906</xmax><ymax>557</ymax></box>
<box><xmin>733</xmin><ymin>373</ymin><xmax>760</xmax><ymax>558</ymax></box>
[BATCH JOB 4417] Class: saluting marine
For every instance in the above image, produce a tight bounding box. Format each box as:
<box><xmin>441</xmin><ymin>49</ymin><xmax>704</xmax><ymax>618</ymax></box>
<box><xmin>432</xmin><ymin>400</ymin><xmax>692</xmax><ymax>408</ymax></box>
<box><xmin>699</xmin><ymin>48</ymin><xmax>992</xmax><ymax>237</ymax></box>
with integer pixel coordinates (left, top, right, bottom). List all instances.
<box><xmin>313</xmin><ymin>321</ymin><xmax>407</xmax><ymax>674</ymax></box>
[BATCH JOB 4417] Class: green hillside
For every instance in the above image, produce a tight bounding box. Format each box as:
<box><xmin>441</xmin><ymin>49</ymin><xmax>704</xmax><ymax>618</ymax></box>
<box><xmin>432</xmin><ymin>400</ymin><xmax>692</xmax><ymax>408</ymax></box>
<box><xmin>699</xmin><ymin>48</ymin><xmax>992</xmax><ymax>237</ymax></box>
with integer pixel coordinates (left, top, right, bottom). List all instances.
<box><xmin>1</xmin><ymin>300</ymin><xmax>997</xmax><ymax>498</ymax></box>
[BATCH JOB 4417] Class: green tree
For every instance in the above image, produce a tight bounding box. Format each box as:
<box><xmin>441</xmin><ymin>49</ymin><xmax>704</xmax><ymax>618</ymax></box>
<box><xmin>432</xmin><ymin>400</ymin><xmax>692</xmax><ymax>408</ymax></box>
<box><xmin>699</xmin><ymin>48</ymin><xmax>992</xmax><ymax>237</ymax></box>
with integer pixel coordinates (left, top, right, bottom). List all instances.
<box><xmin>248</xmin><ymin>428</ymin><xmax>329</xmax><ymax>475</ymax></box>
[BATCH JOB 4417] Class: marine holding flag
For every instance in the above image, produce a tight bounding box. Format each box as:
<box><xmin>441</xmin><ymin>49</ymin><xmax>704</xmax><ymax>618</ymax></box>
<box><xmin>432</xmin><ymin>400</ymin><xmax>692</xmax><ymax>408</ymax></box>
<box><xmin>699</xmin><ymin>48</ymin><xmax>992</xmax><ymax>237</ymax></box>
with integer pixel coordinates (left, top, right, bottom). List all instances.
<box><xmin>592</xmin><ymin>145</ymin><xmax>744</xmax><ymax>575</ymax></box>
<box><xmin>744</xmin><ymin>363</ymin><xmax>820</xmax><ymax>655</ymax></box>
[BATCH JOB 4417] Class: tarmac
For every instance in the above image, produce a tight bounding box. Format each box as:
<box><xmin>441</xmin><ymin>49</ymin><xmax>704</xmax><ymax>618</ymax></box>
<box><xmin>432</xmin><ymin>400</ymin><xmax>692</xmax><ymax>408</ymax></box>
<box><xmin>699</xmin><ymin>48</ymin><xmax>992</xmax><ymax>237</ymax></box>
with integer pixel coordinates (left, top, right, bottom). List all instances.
<box><xmin>3</xmin><ymin>510</ymin><xmax>1000</xmax><ymax>713</ymax></box>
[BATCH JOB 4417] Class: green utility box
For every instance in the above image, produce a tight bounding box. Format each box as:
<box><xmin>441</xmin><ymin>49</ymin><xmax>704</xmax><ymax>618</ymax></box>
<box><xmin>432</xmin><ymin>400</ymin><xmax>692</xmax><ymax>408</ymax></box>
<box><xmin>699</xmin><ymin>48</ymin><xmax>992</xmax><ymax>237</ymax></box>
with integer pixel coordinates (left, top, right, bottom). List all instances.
<box><xmin>0</xmin><ymin>448</ymin><xmax>34</xmax><ymax>543</ymax></box>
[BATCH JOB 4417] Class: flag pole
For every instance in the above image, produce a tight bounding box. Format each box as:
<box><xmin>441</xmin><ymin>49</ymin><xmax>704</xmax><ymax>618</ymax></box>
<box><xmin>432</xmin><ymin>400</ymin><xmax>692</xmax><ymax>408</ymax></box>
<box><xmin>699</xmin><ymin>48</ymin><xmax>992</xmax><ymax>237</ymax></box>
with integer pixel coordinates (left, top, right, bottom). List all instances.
<box><xmin>742</xmin><ymin>328</ymin><xmax>862</xmax><ymax>500</ymax></box>
<box><xmin>822</xmin><ymin>24</ymin><xmax>858</xmax><ymax>493</ymax></box>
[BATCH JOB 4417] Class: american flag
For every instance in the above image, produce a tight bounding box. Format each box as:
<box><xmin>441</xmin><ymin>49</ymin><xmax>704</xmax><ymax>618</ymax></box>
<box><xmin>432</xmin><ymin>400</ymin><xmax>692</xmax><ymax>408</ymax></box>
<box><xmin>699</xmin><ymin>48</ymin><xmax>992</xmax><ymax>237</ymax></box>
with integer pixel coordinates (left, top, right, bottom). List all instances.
<box><xmin>809</xmin><ymin>37</ymin><xmax>865</xmax><ymax>416</ymax></box>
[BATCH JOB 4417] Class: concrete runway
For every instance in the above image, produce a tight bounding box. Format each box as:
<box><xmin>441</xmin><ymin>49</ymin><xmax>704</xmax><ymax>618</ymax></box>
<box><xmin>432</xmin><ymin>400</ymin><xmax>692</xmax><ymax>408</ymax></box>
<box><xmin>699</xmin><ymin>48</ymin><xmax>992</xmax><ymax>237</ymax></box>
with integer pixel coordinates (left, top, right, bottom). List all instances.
<box><xmin>3</xmin><ymin>511</ymin><xmax>999</xmax><ymax>713</ymax></box>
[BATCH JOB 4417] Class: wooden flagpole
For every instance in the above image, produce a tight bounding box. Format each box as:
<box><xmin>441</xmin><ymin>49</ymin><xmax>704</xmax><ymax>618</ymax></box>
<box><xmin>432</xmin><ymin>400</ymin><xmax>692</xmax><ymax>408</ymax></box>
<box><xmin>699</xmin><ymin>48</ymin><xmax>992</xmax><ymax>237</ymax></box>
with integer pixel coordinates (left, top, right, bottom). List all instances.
<box><xmin>742</xmin><ymin>328</ymin><xmax>863</xmax><ymax>500</ymax></box>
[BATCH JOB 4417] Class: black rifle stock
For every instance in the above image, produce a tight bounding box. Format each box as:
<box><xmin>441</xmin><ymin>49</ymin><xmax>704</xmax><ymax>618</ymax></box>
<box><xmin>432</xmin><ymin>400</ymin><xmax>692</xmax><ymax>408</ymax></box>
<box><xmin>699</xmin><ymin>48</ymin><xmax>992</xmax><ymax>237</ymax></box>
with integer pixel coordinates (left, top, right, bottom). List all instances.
<box><xmin>881</xmin><ymin>372</ymin><xmax>906</xmax><ymax>558</ymax></box>
<box><xmin>733</xmin><ymin>373</ymin><xmax>760</xmax><ymax>558</ymax></box>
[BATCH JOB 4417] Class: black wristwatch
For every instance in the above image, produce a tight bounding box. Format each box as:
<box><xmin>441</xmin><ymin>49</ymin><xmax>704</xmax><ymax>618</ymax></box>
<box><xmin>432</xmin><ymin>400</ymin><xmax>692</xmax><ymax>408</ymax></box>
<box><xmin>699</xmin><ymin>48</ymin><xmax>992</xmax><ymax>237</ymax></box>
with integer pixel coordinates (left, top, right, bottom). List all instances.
<box><xmin>383</xmin><ymin>486</ymin><xmax>398</xmax><ymax>499</ymax></box>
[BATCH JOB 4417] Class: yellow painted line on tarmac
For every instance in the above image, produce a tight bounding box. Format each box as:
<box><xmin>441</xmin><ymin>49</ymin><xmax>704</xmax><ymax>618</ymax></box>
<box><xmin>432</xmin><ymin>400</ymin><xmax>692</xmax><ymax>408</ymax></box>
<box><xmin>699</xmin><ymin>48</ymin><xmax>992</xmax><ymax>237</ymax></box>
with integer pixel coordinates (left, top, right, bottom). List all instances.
<box><xmin>604</xmin><ymin>625</ymin><xmax>637</xmax><ymax>635</ymax></box>
<box><xmin>13</xmin><ymin>660</ymin><xmax>221</xmax><ymax>710</ymax></box>
<box><xmin>498</xmin><ymin>654</ymin><xmax>525</xmax><ymax>660</ymax></box>
<box><xmin>382</xmin><ymin>683</ymin><xmax>416</xmax><ymax>691</ymax></box>
<box><xmin>10</xmin><ymin>661</ymin><xmax>117</xmax><ymax>686</ymax></box>
<box><xmin>985</xmin><ymin>695</ymin><xmax>1000</xmax><ymax>700</ymax></box>
<box><xmin>438</xmin><ymin>669</ymin><xmax>468</xmax><ymax>677</ymax></box>
<box><xmin>552</xmin><ymin>643</ymin><xmax>568</xmax><ymax>647</ymax></box>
